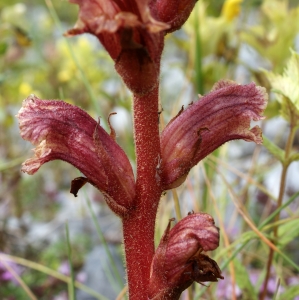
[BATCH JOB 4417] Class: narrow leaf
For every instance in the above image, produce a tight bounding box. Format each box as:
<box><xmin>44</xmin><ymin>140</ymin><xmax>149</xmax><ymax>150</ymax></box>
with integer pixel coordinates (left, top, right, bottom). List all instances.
<box><xmin>280</xmin><ymin>285</ymin><xmax>299</xmax><ymax>300</ymax></box>
<box><xmin>262</xmin><ymin>135</ymin><xmax>285</xmax><ymax>163</ymax></box>
<box><xmin>65</xmin><ymin>223</ymin><xmax>76</xmax><ymax>300</ymax></box>
<box><xmin>233</xmin><ymin>259</ymin><xmax>258</xmax><ymax>300</ymax></box>
<box><xmin>278</xmin><ymin>219</ymin><xmax>299</xmax><ymax>246</ymax></box>
<box><xmin>289</xmin><ymin>152</ymin><xmax>299</xmax><ymax>163</ymax></box>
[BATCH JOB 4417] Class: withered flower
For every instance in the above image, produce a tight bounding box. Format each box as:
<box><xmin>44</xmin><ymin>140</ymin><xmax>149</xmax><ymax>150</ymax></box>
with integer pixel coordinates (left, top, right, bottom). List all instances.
<box><xmin>65</xmin><ymin>0</ymin><xmax>197</xmax><ymax>95</ymax></box>
<box><xmin>148</xmin><ymin>213</ymin><xmax>223</xmax><ymax>300</ymax></box>
<box><xmin>160</xmin><ymin>80</ymin><xmax>268</xmax><ymax>190</ymax></box>
<box><xmin>17</xmin><ymin>95</ymin><xmax>135</xmax><ymax>216</ymax></box>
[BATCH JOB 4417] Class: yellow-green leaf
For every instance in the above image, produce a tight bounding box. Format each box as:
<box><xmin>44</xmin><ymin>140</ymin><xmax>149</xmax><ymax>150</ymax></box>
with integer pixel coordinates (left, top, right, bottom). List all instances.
<box><xmin>263</xmin><ymin>50</ymin><xmax>299</xmax><ymax>125</ymax></box>
<box><xmin>262</xmin><ymin>135</ymin><xmax>285</xmax><ymax>163</ymax></box>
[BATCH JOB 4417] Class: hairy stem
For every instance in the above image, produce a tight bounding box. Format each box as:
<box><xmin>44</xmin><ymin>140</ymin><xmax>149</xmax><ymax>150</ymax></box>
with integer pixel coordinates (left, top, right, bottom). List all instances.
<box><xmin>260</xmin><ymin>125</ymin><xmax>296</xmax><ymax>300</ymax></box>
<box><xmin>122</xmin><ymin>86</ymin><xmax>162</xmax><ymax>300</ymax></box>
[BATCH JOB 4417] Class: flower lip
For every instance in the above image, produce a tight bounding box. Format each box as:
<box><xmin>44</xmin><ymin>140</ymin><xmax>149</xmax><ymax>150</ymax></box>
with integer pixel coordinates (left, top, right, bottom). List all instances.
<box><xmin>70</xmin><ymin>177</ymin><xmax>88</xmax><ymax>197</ymax></box>
<box><xmin>189</xmin><ymin>253</ymin><xmax>224</xmax><ymax>284</ymax></box>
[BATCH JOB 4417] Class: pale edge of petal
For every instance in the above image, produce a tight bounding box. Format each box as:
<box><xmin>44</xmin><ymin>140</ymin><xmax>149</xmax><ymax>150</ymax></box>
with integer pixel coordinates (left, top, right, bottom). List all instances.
<box><xmin>21</xmin><ymin>140</ymin><xmax>52</xmax><ymax>175</ymax></box>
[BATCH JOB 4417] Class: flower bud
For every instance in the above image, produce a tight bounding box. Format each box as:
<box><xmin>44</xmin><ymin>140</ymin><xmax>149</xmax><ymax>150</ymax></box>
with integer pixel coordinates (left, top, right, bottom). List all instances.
<box><xmin>148</xmin><ymin>213</ymin><xmax>223</xmax><ymax>299</ymax></box>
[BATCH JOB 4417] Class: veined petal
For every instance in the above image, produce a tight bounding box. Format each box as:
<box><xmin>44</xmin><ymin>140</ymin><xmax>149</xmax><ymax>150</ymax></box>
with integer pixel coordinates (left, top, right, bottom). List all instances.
<box><xmin>17</xmin><ymin>95</ymin><xmax>135</xmax><ymax>216</ymax></box>
<box><xmin>160</xmin><ymin>80</ymin><xmax>268</xmax><ymax>189</ymax></box>
<box><xmin>148</xmin><ymin>213</ymin><xmax>222</xmax><ymax>299</ymax></box>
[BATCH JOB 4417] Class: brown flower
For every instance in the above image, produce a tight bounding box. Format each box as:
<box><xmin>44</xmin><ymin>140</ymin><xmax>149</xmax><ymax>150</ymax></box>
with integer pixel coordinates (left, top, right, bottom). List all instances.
<box><xmin>160</xmin><ymin>80</ymin><xmax>268</xmax><ymax>190</ymax></box>
<box><xmin>17</xmin><ymin>95</ymin><xmax>135</xmax><ymax>216</ymax></box>
<box><xmin>148</xmin><ymin>213</ymin><xmax>223</xmax><ymax>299</ymax></box>
<box><xmin>65</xmin><ymin>0</ymin><xmax>197</xmax><ymax>95</ymax></box>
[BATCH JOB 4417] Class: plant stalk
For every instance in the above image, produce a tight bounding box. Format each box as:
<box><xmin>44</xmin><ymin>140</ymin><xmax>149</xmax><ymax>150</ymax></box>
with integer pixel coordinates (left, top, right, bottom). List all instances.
<box><xmin>260</xmin><ymin>125</ymin><xmax>296</xmax><ymax>300</ymax></box>
<box><xmin>122</xmin><ymin>86</ymin><xmax>162</xmax><ymax>300</ymax></box>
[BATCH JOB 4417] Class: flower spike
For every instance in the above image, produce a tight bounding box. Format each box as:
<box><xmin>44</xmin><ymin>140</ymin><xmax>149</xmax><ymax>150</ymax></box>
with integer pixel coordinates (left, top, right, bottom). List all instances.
<box><xmin>160</xmin><ymin>80</ymin><xmax>268</xmax><ymax>190</ymax></box>
<box><xmin>17</xmin><ymin>95</ymin><xmax>135</xmax><ymax>216</ymax></box>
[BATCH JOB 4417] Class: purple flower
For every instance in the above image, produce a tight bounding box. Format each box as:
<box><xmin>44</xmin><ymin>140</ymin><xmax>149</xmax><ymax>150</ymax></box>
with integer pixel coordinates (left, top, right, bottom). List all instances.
<box><xmin>0</xmin><ymin>259</ymin><xmax>23</xmax><ymax>285</ymax></box>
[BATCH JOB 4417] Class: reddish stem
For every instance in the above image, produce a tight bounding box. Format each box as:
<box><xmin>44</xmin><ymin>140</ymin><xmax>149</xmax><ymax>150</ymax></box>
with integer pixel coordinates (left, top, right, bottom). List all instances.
<box><xmin>122</xmin><ymin>86</ymin><xmax>162</xmax><ymax>299</ymax></box>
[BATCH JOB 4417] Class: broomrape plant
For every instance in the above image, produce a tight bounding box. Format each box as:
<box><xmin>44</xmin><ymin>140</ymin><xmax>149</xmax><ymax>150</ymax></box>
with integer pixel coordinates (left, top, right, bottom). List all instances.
<box><xmin>17</xmin><ymin>0</ymin><xmax>267</xmax><ymax>299</ymax></box>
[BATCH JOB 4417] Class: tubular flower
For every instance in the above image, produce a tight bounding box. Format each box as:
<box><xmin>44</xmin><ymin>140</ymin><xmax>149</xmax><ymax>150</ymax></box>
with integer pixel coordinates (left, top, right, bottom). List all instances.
<box><xmin>160</xmin><ymin>80</ymin><xmax>268</xmax><ymax>190</ymax></box>
<box><xmin>148</xmin><ymin>213</ymin><xmax>223</xmax><ymax>300</ymax></box>
<box><xmin>17</xmin><ymin>95</ymin><xmax>135</xmax><ymax>216</ymax></box>
<box><xmin>65</xmin><ymin>0</ymin><xmax>197</xmax><ymax>95</ymax></box>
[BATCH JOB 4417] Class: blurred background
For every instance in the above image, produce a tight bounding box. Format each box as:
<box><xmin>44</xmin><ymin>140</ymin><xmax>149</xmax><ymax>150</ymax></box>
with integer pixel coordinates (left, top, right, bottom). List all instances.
<box><xmin>0</xmin><ymin>0</ymin><xmax>299</xmax><ymax>299</ymax></box>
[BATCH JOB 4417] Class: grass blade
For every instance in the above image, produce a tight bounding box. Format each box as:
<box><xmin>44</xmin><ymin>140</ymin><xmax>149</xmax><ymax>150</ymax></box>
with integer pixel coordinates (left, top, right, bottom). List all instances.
<box><xmin>65</xmin><ymin>222</ymin><xmax>76</xmax><ymax>300</ymax></box>
<box><xmin>0</xmin><ymin>253</ymin><xmax>108</xmax><ymax>300</ymax></box>
<box><xmin>85</xmin><ymin>196</ymin><xmax>124</xmax><ymax>290</ymax></box>
<box><xmin>1</xmin><ymin>259</ymin><xmax>37</xmax><ymax>300</ymax></box>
